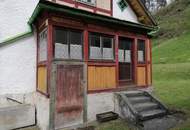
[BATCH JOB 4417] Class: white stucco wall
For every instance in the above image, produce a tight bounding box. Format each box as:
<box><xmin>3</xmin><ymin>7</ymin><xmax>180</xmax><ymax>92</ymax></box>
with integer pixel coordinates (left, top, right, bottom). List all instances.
<box><xmin>87</xmin><ymin>92</ymin><xmax>115</xmax><ymax>122</ymax></box>
<box><xmin>0</xmin><ymin>0</ymin><xmax>39</xmax><ymax>43</ymax></box>
<box><xmin>35</xmin><ymin>93</ymin><xmax>50</xmax><ymax>130</ymax></box>
<box><xmin>113</xmin><ymin>0</ymin><xmax>139</xmax><ymax>23</ymax></box>
<box><xmin>0</xmin><ymin>36</ymin><xmax>36</xmax><ymax>95</ymax></box>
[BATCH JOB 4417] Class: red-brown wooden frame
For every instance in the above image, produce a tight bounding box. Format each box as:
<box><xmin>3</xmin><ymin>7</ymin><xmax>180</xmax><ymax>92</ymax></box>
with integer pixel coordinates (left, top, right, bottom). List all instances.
<box><xmin>36</xmin><ymin>12</ymin><xmax>152</xmax><ymax>95</ymax></box>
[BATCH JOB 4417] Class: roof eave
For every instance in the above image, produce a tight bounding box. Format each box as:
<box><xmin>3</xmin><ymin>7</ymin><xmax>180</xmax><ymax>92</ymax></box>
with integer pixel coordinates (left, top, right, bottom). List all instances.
<box><xmin>28</xmin><ymin>1</ymin><xmax>156</xmax><ymax>33</ymax></box>
<box><xmin>137</xmin><ymin>0</ymin><xmax>158</xmax><ymax>26</ymax></box>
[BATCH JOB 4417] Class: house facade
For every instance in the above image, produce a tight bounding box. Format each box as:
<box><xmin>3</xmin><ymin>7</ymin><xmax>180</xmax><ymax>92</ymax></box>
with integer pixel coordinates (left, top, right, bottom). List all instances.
<box><xmin>0</xmin><ymin>0</ymin><xmax>157</xmax><ymax>130</ymax></box>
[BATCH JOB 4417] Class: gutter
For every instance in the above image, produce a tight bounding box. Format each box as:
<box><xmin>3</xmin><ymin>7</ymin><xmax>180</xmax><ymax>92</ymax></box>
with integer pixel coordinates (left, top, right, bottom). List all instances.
<box><xmin>29</xmin><ymin>2</ymin><xmax>155</xmax><ymax>31</ymax></box>
<box><xmin>0</xmin><ymin>1</ymin><xmax>156</xmax><ymax>47</ymax></box>
<box><xmin>0</xmin><ymin>23</ymin><xmax>33</xmax><ymax>47</ymax></box>
<box><xmin>148</xmin><ymin>26</ymin><xmax>160</xmax><ymax>37</ymax></box>
<box><xmin>0</xmin><ymin>4</ymin><xmax>42</xmax><ymax>47</ymax></box>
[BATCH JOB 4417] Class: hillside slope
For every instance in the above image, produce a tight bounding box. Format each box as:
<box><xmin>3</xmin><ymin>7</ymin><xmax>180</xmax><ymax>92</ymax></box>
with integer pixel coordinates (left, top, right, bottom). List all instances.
<box><xmin>153</xmin><ymin>0</ymin><xmax>190</xmax><ymax>44</ymax></box>
<box><xmin>152</xmin><ymin>0</ymin><xmax>190</xmax><ymax>64</ymax></box>
<box><xmin>152</xmin><ymin>1</ymin><xmax>190</xmax><ymax>129</ymax></box>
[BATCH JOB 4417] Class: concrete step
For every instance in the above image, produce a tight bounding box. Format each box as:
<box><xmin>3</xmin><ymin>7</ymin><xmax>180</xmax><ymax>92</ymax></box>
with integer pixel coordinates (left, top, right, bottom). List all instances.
<box><xmin>125</xmin><ymin>91</ymin><xmax>144</xmax><ymax>97</ymax></box>
<box><xmin>139</xmin><ymin>109</ymin><xmax>167</xmax><ymax>121</ymax></box>
<box><xmin>116</xmin><ymin>90</ymin><xmax>168</xmax><ymax>122</ymax></box>
<box><xmin>128</xmin><ymin>96</ymin><xmax>151</xmax><ymax>104</ymax></box>
<box><xmin>134</xmin><ymin>102</ymin><xmax>158</xmax><ymax>112</ymax></box>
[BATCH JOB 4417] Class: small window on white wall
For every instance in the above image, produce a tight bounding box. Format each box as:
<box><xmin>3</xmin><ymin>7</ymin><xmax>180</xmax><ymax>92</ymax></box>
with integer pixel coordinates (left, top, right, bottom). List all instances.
<box><xmin>38</xmin><ymin>28</ymin><xmax>48</xmax><ymax>62</ymax></box>
<box><xmin>117</xmin><ymin>0</ymin><xmax>128</xmax><ymax>11</ymax></box>
<box><xmin>76</xmin><ymin>0</ymin><xmax>96</xmax><ymax>6</ymax></box>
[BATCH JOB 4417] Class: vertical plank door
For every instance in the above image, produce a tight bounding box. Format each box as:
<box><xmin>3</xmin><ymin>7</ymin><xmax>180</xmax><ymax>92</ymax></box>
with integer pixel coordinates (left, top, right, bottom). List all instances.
<box><xmin>55</xmin><ymin>64</ymin><xmax>84</xmax><ymax>128</ymax></box>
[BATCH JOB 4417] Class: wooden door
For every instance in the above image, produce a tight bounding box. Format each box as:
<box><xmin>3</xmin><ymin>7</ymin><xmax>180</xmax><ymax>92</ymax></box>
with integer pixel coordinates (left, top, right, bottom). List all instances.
<box><xmin>118</xmin><ymin>37</ymin><xmax>134</xmax><ymax>85</ymax></box>
<box><xmin>55</xmin><ymin>64</ymin><xmax>84</xmax><ymax>128</ymax></box>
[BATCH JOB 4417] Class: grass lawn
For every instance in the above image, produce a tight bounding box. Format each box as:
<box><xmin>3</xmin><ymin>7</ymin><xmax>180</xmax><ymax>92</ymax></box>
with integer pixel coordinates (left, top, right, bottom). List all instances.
<box><xmin>152</xmin><ymin>32</ymin><xmax>190</xmax><ymax>64</ymax></box>
<box><xmin>153</xmin><ymin>63</ymin><xmax>190</xmax><ymax>129</ymax></box>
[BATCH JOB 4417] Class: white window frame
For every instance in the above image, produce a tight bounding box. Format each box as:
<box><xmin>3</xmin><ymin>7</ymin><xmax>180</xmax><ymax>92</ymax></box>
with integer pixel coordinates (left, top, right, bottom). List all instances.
<box><xmin>76</xmin><ymin>0</ymin><xmax>96</xmax><ymax>6</ymax></box>
<box><xmin>38</xmin><ymin>28</ymin><xmax>48</xmax><ymax>62</ymax></box>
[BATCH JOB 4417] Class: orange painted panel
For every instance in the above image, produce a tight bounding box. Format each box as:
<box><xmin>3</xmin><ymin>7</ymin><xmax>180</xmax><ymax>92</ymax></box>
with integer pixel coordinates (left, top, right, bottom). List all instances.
<box><xmin>137</xmin><ymin>67</ymin><xmax>146</xmax><ymax>86</ymax></box>
<box><xmin>38</xmin><ymin>66</ymin><xmax>47</xmax><ymax>93</ymax></box>
<box><xmin>88</xmin><ymin>67</ymin><xmax>95</xmax><ymax>90</ymax></box>
<box><xmin>88</xmin><ymin>66</ymin><xmax>116</xmax><ymax>91</ymax></box>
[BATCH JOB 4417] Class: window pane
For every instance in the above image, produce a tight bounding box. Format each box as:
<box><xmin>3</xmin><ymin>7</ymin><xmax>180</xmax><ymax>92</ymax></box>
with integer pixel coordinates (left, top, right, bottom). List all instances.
<box><xmin>119</xmin><ymin>38</ymin><xmax>125</xmax><ymax>62</ymax></box>
<box><xmin>119</xmin><ymin>63</ymin><xmax>131</xmax><ymax>80</ymax></box>
<box><xmin>39</xmin><ymin>28</ymin><xmax>47</xmax><ymax>62</ymax></box>
<box><xmin>55</xmin><ymin>29</ymin><xmax>67</xmax><ymax>44</ymax></box>
<box><xmin>89</xmin><ymin>34</ymin><xmax>101</xmax><ymax>59</ymax></box>
<box><xmin>119</xmin><ymin>38</ymin><xmax>132</xmax><ymax>63</ymax></box>
<box><xmin>102</xmin><ymin>37</ymin><xmax>114</xmax><ymax>59</ymax></box>
<box><xmin>70</xmin><ymin>30</ymin><xmax>83</xmax><ymax>60</ymax></box>
<box><xmin>54</xmin><ymin>28</ymin><xmax>69</xmax><ymax>59</ymax></box>
<box><xmin>137</xmin><ymin>40</ymin><xmax>145</xmax><ymax>62</ymax></box>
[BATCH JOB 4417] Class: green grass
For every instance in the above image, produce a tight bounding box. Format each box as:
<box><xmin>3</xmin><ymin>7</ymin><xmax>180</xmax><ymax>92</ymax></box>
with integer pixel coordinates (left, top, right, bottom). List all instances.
<box><xmin>152</xmin><ymin>0</ymin><xmax>190</xmax><ymax>46</ymax></box>
<box><xmin>149</xmin><ymin>1</ymin><xmax>190</xmax><ymax>127</ymax></box>
<box><xmin>153</xmin><ymin>63</ymin><xmax>190</xmax><ymax>129</ymax></box>
<box><xmin>152</xmin><ymin>32</ymin><xmax>190</xmax><ymax>64</ymax></box>
<box><xmin>153</xmin><ymin>63</ymin><xmax>190</xmax><ymax>110</ymax></box>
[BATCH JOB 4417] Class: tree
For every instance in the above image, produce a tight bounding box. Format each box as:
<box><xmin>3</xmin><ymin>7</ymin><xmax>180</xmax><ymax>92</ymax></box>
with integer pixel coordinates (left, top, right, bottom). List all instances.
<box><xmin>141</xmin><ymin>0</ymin><xmax>167</xmax><ymax>12</ymax></box>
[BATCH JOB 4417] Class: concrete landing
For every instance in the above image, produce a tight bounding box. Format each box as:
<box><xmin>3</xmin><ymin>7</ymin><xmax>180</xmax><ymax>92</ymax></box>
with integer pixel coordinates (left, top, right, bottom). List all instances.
<box><xmin>139</xmin><ymin>114</ymin><xmax>185</xmax><ymax>130</ymax></box>
<box><xmin>0</xmin><ymin>104</ymin><xmax>35</xmax><ymax>130</ymax></box>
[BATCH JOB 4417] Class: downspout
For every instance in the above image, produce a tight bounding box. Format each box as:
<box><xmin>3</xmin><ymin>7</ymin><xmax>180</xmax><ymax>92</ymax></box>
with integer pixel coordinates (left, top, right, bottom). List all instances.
<box><xmin>0</xmin><ymin>23</ymin><xmax>33</xmax><ymax>47</ymax></box>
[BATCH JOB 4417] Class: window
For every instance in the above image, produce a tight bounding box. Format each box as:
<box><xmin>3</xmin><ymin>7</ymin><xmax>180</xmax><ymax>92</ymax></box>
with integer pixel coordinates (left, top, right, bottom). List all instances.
<box><xmin>117</xmin><ymin>0</ymin><xmax>128</xmax><ymax>11</ymax></box>
<box><xmin>54</xmin><ymin>28</ymin><xmax>83</xmax><ymax>60</ymax></box>
<box><xmin>137</xmin><ymin>39</ymin><xmax>146</xmax><ymax>63</ymax></box>
<box><xmin>76</xmin><ymin>0</ymin><xmax>96</xmax><ymax>6</ymax></box>
<box><xmin>89</xmin><ymin>33</ymin><xmax>114</xmax><ymax>60</ymax></box>
<box><xmin>118</xmin><ymin>38</ymin><xmax>132</xmax><ymax>63</ymax></box>
<box><xmin>38</xmin><ymin>28</ymin><xmax>48</xmax><ymax>62</ymax></box>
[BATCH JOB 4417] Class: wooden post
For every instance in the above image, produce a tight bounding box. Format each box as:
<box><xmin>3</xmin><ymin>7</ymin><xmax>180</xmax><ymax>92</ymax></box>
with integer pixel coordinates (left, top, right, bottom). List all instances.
<box><xmin>49</xmin><ymin>62</ymin><xmax>57</xmax><ymax>130</ymax></box>
<box><xmin>83</xmin><ymin>63</ymin><xmax>88</xmax><ymax>124</ymax></box>
<box><xmin>134</xmin><ymin>38</ymin><xmax>137</xmax><ymax>85</ymax></box>
<box><xmin>115</xmin><ymin>34</ymin><xmax>119</xmax><ymax>87</ymax></box>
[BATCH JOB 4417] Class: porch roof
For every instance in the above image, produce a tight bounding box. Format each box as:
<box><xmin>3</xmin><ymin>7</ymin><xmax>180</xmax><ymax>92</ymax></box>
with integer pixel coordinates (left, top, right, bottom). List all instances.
<box><xmin>28</xmin><ymin>0</ymin><xmax>157</xmax><ymax>34</ymax></box>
